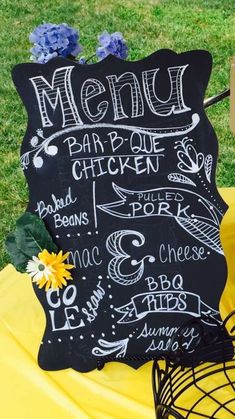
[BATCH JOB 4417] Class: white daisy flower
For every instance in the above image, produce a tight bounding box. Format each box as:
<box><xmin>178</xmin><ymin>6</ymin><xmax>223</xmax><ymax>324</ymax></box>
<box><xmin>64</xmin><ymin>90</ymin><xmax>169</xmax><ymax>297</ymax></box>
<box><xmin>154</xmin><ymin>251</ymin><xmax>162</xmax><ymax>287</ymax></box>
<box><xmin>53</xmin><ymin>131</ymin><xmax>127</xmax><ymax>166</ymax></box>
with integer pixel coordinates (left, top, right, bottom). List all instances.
<box><xmin>26</xmin><ymin>255</ymin><xmax>52</xmax><ymax>282</ymax></box>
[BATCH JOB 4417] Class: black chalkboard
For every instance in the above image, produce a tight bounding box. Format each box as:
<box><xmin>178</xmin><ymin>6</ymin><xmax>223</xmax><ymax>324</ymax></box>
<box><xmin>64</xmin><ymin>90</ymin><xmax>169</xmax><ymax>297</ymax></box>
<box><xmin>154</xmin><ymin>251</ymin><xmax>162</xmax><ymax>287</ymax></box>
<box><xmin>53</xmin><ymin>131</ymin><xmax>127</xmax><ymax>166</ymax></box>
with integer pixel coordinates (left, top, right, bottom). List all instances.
<box><xmin>12</xmin><ymin>49</ymin><xmax>228</xmax><ymax>372</ymax></box>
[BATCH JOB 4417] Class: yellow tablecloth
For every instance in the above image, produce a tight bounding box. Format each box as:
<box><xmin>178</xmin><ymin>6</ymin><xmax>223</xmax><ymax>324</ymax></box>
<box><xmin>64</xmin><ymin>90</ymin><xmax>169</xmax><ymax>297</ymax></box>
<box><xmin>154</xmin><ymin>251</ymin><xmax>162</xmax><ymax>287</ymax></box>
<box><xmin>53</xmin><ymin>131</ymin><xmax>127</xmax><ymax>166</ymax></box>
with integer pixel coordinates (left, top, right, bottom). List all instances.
<box><xmin>1</xmin><ymin>188</ymin><xmax>235</xmax><ymax>419</ymax></box>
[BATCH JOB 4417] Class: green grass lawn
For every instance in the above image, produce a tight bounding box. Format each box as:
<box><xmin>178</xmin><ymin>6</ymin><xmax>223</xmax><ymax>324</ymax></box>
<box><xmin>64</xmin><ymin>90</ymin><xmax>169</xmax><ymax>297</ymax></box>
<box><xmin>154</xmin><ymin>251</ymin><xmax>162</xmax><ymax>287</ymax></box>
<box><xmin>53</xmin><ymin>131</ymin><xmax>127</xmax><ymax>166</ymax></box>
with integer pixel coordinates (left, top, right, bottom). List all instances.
<box><xmin>0</xmin><ymin>0</ymin><xmax>234</xmax><ymax>269</ymax></box>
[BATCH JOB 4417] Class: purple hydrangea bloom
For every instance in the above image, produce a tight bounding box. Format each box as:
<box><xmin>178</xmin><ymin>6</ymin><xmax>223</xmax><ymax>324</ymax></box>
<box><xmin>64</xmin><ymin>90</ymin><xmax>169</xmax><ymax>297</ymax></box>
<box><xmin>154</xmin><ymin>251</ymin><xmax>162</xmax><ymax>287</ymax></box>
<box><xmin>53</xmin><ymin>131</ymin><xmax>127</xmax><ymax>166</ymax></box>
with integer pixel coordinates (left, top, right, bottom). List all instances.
<box><xmin>29</xmin><ymin>23</ymin><xmax>82</xmax><ymax>63</ymax></box>
<box><xmin>96</xmin><ymin>30</ymin><xmax>128</xmax><ymax>61</ymax></box>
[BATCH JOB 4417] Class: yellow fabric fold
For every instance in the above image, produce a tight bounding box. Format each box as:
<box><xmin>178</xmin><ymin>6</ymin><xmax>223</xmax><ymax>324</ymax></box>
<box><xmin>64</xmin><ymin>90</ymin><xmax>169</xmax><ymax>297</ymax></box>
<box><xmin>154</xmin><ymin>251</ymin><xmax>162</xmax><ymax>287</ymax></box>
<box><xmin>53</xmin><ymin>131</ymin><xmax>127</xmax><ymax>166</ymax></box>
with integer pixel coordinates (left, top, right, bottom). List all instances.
<box><xmin>1</xmin><ymin>188</ymin><xmax>235</xmax><ymax>418</ymax></box>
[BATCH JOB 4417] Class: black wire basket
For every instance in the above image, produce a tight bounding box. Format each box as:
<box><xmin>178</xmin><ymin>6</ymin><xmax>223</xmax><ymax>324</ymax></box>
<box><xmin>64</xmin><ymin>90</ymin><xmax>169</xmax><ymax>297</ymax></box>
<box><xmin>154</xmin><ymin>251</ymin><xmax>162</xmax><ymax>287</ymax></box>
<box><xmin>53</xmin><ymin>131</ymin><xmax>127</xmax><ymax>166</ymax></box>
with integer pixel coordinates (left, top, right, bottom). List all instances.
<box><xmin>152</xmin><ymin>312</ymin><xmax>235</xmax><ymax>418</ymax></box>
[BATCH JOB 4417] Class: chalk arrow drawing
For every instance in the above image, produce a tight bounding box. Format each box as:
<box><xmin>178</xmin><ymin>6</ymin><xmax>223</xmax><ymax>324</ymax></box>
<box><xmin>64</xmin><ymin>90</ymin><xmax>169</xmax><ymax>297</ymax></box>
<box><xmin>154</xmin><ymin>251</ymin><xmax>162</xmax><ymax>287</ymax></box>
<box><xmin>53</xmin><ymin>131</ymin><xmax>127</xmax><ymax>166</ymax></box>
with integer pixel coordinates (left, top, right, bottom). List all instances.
<box><xmin>97</xmin><ymin>183</ymin><xmax>223</xmax><ymax>255</ymax></box>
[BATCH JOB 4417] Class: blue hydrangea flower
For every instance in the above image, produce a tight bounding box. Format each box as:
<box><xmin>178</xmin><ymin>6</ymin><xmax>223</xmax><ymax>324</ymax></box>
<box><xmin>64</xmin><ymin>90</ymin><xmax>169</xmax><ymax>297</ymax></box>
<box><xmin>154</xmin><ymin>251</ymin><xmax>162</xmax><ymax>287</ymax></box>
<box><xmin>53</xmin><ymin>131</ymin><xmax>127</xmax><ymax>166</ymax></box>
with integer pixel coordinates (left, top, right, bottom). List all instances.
<box><xmin>78</xmin><ymin>56</ymin><xmax>87</xmax><ymax>64</ymax></box>
<box><xmin>29</xmin><ymin>23</ymin><xmax>82</xmax><ymax>64</ymax></box>
<box><xmin>96</xmin><ymin>30</ymin><xmax>128</xmax><ymax>61</ymax></box>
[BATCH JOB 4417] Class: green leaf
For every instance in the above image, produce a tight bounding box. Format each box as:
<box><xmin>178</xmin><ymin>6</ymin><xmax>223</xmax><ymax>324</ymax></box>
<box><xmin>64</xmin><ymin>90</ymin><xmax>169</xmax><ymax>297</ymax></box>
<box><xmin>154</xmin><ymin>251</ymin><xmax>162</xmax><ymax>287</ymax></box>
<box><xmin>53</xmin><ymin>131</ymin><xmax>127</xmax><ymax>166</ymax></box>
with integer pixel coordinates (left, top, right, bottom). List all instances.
<box><xmin>5</xmin><ymin>233</ymin><xmax>28</xmax><ymax>272</ymax></box>
<box><xmin>5</xmin><ymin>212</ymin><xmax>58</xmax><ymax>272</ymax></box>
<box><xmin>15</xmin><ymin>212</ymin><xmax>57</xmax><ymax>257</ymax></box>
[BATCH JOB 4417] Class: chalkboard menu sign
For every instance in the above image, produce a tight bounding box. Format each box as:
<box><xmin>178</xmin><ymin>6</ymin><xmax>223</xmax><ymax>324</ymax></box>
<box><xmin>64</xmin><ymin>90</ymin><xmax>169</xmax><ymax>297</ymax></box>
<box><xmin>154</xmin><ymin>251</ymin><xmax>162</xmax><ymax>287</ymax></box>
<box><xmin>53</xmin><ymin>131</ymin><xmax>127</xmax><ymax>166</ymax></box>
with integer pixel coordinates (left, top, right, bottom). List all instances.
<box><xmin>12</xmin><ymin>49</ymin><xmax>228</xmax><ymax>372</ymax></box>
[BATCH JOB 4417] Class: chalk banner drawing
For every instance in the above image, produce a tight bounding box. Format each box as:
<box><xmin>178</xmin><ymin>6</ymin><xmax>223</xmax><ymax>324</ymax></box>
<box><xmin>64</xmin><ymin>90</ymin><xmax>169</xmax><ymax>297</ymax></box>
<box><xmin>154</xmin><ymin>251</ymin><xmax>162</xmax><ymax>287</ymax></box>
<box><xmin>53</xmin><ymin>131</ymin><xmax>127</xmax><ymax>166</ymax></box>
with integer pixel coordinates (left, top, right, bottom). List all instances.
<box><xmin>12</xmin><ymin>49</ymin><xmax>228</xmax><ymax>372</ymax></box>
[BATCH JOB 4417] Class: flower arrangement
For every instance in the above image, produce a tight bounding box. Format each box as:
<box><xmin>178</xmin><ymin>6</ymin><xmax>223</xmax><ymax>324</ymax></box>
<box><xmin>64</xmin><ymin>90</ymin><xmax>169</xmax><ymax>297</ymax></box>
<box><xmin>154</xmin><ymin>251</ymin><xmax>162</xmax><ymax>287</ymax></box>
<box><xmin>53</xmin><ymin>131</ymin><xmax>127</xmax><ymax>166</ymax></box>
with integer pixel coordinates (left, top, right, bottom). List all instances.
<box><xmin>29</xmin><ymin>23</ymin><xmax>129</xmax><ymax>64</ymax></box>
<box><xmin>26</xmin><ymin>250</ymin><xmax>73</xmax><ymax>291</ymax></box>
<box><xmin>5</xmin><ymin>212</ymin><xmax>74</xmax><ymax>291</ymax></box>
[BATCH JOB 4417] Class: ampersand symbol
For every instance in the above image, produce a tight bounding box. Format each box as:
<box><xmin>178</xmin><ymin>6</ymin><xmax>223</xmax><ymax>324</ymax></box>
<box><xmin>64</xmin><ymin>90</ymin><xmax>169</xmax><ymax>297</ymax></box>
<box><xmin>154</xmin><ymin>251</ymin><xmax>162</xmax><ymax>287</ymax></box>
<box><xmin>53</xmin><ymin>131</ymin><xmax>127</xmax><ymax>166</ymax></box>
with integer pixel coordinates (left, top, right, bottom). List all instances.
<box><xmin>106</xmin><ymin>230</ymin><xmax>155</xmax><ymax>286</ymax></box>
